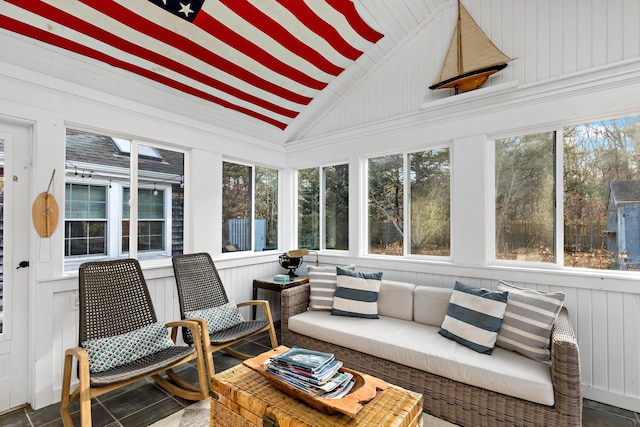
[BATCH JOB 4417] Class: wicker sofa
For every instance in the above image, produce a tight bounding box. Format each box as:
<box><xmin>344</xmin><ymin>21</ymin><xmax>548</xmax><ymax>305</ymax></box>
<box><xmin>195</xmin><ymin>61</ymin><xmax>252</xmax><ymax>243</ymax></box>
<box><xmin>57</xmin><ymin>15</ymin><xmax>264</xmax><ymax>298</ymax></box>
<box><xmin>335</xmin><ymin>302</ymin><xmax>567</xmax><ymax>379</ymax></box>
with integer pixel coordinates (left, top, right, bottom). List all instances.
<box><xmin>281</xmin><ymin>279</ymin><xmax>582</xmax><ymax>427</ymax></box>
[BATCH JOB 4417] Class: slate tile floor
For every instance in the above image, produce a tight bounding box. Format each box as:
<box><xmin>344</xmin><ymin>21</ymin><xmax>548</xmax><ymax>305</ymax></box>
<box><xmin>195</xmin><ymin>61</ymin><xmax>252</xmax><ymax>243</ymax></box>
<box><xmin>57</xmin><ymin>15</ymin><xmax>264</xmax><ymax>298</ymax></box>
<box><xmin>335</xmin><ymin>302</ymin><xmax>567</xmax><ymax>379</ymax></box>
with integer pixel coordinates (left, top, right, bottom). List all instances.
<box><xmin>0</xmin><ymin>324</ymin><xmax>637</xmax><ymax>426</ymax></box>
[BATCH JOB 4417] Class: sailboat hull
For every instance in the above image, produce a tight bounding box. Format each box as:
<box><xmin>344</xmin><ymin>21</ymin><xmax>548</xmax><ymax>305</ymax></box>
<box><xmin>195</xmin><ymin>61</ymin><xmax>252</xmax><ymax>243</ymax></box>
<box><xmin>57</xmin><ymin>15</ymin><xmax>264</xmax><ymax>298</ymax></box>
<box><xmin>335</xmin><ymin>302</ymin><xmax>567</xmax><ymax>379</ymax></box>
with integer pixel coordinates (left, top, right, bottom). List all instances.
<box><xmin>429</xmin><ymin>63</ymin><xmax>508</xmax><ymax>92</ymax></box>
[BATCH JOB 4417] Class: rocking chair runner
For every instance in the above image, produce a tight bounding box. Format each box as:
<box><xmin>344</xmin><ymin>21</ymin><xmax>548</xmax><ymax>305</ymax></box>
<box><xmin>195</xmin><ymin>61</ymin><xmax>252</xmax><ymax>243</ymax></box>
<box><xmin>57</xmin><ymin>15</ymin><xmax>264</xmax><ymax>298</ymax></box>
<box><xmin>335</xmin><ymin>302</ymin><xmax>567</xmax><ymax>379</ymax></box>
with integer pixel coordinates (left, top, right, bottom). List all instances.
<box><xmin>60</xmin><ymin>259</ymin><xmax>211</xmax><ymax>427</ymax></box>
<box><xmin>172</xmin><ymin>252</ymin><xmax>278</xmax><ymax>366</ymax></box>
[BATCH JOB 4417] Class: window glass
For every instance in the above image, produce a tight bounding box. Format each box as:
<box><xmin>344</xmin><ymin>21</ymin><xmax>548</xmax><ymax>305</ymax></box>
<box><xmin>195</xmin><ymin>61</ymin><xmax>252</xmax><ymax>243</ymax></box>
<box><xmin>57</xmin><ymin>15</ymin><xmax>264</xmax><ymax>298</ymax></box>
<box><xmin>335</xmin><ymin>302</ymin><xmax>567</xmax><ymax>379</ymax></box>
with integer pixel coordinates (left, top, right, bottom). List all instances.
<box><xmin>409</xmin><ymin>148</ymin><xmax>450</xmax><ymax>255</ymax></box>
<box><xmin>495</xmin><ymin>132</ymin><xmax>556</xmax><ymax>262</ymax></box>
<box><xmin>222</xmin><ymin>162</ymin><xmax>252</xmax><ymax>252</ymax></box>
<box><xmin>368</xmin><ymin>154</ymin><xmax>403</xmax><ymax>255</ymax></box>
<box><xmin>564</xmin><ymin>115</ymin><xmax>640</xmax><ymax>270</ymax></box>
<box><xmin>298</xmin><ymin>168</ymin><xmax>320</xmax><ymax>250</ymax></box>
<box><xmin>64</xmin><ymin>183</ymin><xmax>107</xmax><ymax>257</ymax></box>
<box><xmin>324</xmin><ymin>164</ymin><xmax>349</xmax><ymax>250</ymax></box>
<box><xmin>255</xmin><ymin>166</ymin><xmax>278</xmax><ymax>251</ymax></box>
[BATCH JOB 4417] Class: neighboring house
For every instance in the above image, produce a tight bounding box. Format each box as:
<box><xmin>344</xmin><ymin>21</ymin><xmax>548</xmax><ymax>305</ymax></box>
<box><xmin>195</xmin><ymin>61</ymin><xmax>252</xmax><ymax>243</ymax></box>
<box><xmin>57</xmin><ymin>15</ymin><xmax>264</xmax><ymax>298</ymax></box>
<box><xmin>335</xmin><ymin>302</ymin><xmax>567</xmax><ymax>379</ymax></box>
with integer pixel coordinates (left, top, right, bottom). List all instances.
<box><xmin>64</xmin><ymin>129</ymin><xmax>184</xmax><ymax>270</ymax></box>
<box><xmin>607</xmin><ymin>180</ymin><xmax>640</xmax><ymax>270</ymax></box>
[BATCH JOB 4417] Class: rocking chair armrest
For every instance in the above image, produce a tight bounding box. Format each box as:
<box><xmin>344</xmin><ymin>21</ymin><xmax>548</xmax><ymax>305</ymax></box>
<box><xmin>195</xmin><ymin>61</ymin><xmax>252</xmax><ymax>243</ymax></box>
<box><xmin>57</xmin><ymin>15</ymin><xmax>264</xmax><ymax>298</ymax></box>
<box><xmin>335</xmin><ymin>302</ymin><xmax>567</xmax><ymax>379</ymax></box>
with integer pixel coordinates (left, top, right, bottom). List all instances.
<box><xmin>237</xmin><ymin>300</ymin><xmax>269</xmax><ymax>308</ymax></box>
<box><xmin>65</xmin><ymin>346</ymin><xmax>89</xmax><ymax>365</ymax></box>
<box><xmin>166</xmin><ymin>319</ymin><xmax>207</xmax><ymax>345</ymax></box>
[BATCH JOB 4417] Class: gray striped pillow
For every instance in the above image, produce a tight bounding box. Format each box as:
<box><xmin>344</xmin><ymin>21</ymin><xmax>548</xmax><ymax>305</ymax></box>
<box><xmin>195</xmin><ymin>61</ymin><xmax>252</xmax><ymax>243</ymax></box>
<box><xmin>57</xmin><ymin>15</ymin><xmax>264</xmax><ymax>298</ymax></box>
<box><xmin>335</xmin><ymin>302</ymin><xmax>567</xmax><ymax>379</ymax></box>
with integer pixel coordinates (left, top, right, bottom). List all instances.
<box><xmin>308</xmin><ymin>264</ymin><xmax>356</xmax><ymax>310</ymax></box>
<box><xmin>496</xmin><ymin>281</ymin><xmax>566</xmax><ymax>363</ymax></box>
<box><xmin>439</xmin><ymin>281</ymin><xmax>508</xmax><ymax>354</ymax></box>
<box><xmin>331</xmin><ymin>267</ymin><xmax>383</xmax><ymax>318</ymax></box>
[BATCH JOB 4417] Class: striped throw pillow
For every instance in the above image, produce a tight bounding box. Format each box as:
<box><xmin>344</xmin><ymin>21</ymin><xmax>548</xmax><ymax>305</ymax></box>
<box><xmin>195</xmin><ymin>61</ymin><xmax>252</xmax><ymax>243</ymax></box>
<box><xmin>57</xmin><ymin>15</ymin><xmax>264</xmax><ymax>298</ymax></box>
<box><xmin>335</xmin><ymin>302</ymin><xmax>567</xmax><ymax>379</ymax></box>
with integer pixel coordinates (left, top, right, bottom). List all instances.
<box><xmin>439</xmin><ymin>281</ymin><xmax>508</xmax><ymax>354</ymax></box>
<box><xmin>308</xmin><ymin>264</ymin><xmax>356</xmax><ymax>310</ymax></box>
<box><xmin>331</xmin><ymin>267</ymin><xmax>383</xmax><ymax>318</ymax></box>
<box><xmin>496</xmin><ymin>281</ymin><xmax>566</xmax><ymax>363</ymax></box>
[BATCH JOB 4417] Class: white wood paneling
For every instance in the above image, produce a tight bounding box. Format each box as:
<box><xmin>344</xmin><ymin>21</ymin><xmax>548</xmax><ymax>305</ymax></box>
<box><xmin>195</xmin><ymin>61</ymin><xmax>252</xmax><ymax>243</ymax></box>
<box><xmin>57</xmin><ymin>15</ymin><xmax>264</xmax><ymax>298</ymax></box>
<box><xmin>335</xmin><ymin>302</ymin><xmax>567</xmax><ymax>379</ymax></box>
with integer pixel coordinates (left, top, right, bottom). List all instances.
<box><xmin>304</xmin><ymin>0</ymin><xmax>640</xmax><ymax>138</ymax></box>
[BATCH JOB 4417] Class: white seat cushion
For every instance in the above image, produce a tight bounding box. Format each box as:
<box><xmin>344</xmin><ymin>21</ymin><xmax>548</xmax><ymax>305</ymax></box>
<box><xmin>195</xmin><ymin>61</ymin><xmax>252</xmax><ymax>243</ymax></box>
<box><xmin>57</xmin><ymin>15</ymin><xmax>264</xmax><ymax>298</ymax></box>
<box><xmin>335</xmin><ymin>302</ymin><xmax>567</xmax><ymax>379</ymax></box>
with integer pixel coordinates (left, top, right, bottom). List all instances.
<box><xmin>288</xmin><ymin>311</ymin><xmax>554</xmax><ymax>406</ymax></box>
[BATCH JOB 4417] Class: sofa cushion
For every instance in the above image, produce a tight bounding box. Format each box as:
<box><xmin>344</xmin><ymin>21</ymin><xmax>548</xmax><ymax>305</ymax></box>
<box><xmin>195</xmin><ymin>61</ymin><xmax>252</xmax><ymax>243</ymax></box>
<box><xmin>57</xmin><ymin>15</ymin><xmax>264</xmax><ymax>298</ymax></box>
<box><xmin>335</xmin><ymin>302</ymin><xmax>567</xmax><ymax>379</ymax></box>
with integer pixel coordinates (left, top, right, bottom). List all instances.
<box><xmin>439</xmin><ymin>281</ymin><xmax>508</xmax><ymax>354</ymax></box>
<box><xmin>378</xmin><ymin>280</ymin><xmax>416</xmax><ymax>321</ymax></box>
<box><xmin>414</xmin><ymin>286</ymin><xmax>453</xmax><ymax>326</ymax></box>
<box><xmin>496</xmin><ymin>281</ymin><xmax>566</xmax><ymax>363</ymax></box>
<box><xmin>308</xmin><ymin>264</ymin><xmax>356</xmax><ymax>310</ymax></box>
<box><xmin>331</xmin><ymin>268</ymin><xmax>383</xmax><ymax>319</ymax></box>
<box><xmin>288</xmin><ymin>310</ymin><xmax>554</xmax><ymax>406</ymax></box>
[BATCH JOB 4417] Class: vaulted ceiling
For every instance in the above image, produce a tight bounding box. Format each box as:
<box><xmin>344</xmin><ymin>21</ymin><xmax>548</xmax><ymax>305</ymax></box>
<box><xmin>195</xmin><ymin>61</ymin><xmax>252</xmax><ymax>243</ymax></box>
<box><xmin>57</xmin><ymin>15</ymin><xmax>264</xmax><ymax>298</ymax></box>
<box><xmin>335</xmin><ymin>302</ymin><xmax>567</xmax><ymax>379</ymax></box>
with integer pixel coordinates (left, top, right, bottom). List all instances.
<box><xmin>0</xmin><ymin>0</ymin><xmax>447</xmax><ymax>144</ymax></box>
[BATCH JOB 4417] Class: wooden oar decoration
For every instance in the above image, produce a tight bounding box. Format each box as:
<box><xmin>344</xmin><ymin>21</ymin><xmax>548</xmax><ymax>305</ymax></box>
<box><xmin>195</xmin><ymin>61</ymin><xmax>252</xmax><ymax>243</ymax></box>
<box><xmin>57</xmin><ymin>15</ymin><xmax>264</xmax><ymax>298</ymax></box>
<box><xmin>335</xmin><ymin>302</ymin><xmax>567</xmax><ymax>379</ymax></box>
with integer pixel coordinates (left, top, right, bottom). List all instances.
<box><xmin>32</xmin><ymin>169</ymin><xmax>59</xmax><ymax>238</ymax></box>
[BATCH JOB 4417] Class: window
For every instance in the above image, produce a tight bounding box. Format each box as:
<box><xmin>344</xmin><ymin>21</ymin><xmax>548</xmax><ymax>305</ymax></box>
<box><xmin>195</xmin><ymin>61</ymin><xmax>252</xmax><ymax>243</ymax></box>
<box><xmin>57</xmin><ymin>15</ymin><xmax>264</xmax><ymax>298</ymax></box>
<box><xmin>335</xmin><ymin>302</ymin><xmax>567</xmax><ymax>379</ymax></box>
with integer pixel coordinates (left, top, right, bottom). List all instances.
<box><xmin>255</xmin><ymin>166</ymin><xmax>278</xmax><ymax>251</ymax></box>
<box><xmin>495</xmin><ymin>114</ymin><xmax>640</xmax><ymax>271</ymax></box>
<box><xmin>64</xmin><ymin>183</ymin><xmax>107</xmax><ymax>256</ymax></box>
<box><xmin>324</xmin><ymin>165</ymin><xmax>349</xmax><ymax>250</ymax></box>
<box><xmin>409</xmin><ymin>149</ymin><xmax>451</xmax><ymax>256</ymax></box>
<box><xmin>564</xmin><ymin>115</ymin><xmax>640</xmax><ymax>270</ymax></box>
<box><xmin>222</xmin><ymin>161</ymin><xmax>279</xmax><ymax>252</ymax></box>
<box><xmin>298</xmin><ymin>164</ymin><xmax>349</xmax><ymax>251</ymax></box>
<box><xmin>65</xmin><ymin>129</ymin><xmax>185</xmax><ymax>270</ymax></box>
<box><xmin>368</xmin><ymin>149</ymin><xmax>451</xmax><ymax>257</ymax></box>
<box><xmin>122</xmin><ymin>188</ymin><xmax>165</xmax><ymax>252</ymax></box>
<box><xmin>298</xmin><ymin>168</ymin><xmax>320</xmax><ymax>250</ymax></box>
<box><xmin>368</xmin><ymin>154</ymin><xmax>404</xmax><ymax>255</ymax></box>
<box><xmin>495</xmin><ymin>131</ymin><xmax>556</xmax><ymax>263</ymax></box>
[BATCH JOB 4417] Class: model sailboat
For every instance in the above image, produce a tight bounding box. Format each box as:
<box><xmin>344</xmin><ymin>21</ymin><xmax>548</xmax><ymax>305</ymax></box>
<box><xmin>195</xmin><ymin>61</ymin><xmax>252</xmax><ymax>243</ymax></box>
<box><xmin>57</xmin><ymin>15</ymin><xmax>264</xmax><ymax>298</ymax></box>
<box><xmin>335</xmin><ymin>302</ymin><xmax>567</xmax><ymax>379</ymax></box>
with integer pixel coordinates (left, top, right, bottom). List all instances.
<box><xmin>429</xmin><ymin>1</ymin><xmax>512</xmax><ymax>93</ymax></box>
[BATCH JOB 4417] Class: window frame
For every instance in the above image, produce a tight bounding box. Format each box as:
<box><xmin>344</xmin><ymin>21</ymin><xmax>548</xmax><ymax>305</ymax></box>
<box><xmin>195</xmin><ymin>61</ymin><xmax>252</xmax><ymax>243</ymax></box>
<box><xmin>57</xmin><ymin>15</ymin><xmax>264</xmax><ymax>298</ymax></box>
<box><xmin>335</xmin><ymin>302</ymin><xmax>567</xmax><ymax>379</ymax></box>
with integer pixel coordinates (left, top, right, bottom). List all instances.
<box><xmin>364</xmin><ymin>145</ymin><xmax>452</xmax><ymax>260</ymax></box>
<box><xmin>296</xmin><ymin>162</ymin><xmax>350</xmax><ymax>253</ymax></box>
<box><xmin>221</xmin><ymin>159</ymin><xmax>280</xmax><ymax>255</ymax></box>
<box><xmin>64</xmin><ymin>128</ymin><xmax>187</xmax><ymax>270</ymax></box>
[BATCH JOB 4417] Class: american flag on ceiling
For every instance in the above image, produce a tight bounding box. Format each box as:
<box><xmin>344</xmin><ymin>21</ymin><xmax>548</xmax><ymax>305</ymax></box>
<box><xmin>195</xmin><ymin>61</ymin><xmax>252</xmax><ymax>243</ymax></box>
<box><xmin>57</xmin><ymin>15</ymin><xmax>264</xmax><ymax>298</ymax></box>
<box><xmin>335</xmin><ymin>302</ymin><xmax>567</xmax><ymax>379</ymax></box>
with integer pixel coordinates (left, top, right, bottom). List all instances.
<box><xmin>0</xmin><ymin>0</ymin><xmax>383</xmax><ymax>129</ymax></box>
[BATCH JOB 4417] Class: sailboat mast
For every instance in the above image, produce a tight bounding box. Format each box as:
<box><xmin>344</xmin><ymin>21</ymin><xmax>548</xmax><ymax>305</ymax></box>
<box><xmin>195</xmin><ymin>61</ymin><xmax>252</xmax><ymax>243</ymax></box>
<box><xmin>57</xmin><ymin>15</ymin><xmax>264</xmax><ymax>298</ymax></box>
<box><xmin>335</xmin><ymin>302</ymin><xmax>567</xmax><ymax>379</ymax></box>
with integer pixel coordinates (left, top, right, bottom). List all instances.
<box><xmin>457</xmin><ymin>0</ymin><xmax>463</xmax><ymax>76</ymax></box>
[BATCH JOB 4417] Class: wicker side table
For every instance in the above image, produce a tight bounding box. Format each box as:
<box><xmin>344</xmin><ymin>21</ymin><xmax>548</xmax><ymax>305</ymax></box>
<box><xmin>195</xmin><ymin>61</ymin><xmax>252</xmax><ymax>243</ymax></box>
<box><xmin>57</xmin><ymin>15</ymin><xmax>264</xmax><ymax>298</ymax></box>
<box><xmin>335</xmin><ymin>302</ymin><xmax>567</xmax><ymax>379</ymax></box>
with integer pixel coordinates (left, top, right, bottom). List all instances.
<box><xmin>210</xmin><ymin>363</ymin><xmax>423</xmax><ymax>427</ymax></box>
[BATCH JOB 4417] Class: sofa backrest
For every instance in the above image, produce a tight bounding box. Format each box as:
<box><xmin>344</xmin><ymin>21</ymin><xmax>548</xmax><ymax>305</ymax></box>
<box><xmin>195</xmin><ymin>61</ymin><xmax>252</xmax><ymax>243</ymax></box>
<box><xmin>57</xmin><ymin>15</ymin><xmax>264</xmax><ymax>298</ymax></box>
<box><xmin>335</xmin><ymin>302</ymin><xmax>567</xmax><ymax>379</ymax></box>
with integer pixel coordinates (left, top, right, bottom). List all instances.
<box><xmin>413</xmin><ymin>286</ymin><xmax>453</xmax><ymax>326</ymax></box>
<box><xmin>378</xmin><ymin>280</ymin><xmax>415</xmax><ymax>321</ymax></box>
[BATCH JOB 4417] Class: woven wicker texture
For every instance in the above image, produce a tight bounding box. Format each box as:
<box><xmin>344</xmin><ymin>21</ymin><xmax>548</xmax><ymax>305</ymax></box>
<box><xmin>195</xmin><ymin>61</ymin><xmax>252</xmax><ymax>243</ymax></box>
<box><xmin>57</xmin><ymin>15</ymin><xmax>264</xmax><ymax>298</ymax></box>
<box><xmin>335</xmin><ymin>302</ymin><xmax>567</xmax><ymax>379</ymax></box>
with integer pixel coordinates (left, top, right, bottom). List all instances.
<box><xmin>172</xmin><ymin>252</ymin><xmax>275</xmax><ymax>347</ymax></box>
<box><xmin>210</xmin><ymin>365</ymin><xmax>423</xmax><ymax>427</ymax></box>
<box><xmin>79</xmin><ymin>258</ymin><xmax>157</xmax><ymax>343</ymax></box>
<box><xmin>281</xmin><ymin>284</ymin><xmax>582</xmax><ymax>427</ymax></box>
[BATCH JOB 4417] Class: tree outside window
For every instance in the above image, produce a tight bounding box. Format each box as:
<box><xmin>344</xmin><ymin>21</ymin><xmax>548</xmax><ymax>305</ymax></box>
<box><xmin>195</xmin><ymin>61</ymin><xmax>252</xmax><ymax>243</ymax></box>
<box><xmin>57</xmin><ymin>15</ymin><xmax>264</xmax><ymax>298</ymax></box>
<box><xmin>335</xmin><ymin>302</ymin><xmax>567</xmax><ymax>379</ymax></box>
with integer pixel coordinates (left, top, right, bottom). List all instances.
<box><xmin>298</xmin><ymin>168</ymin><xmax>320</xmax><ymax>250</ymax></box>
<box><xmin>495</xmin><ymin>132</ymin><xmax>556</xmax><ymax>263</ymax></box>
<box><xmin>255</xmin><ymin>166</ymin><xmax>278</xmax><ymax>251</ymax></box>
<box><xmin>409</xmin><ymin>149</ymin><xmax>450</xmax><ymax>256</ymax></box>
<box><xmin>368</xmin><ymin>154</ymin><xmax>403</xmax><ymax>255</ymax></box>
<box><xmin>222</xmin><ymin>162</ymin><xmax>279</xmax><ymax>252</ymax></box>
<box><xmin>324</xmin><ymin>165</ymin><xmax>349</xmax><ymax>250</ymax></box>
<box><xmin>564</xmin><ymin>115</ymin><xmax>640</xmax><ymax>270</ymax></box>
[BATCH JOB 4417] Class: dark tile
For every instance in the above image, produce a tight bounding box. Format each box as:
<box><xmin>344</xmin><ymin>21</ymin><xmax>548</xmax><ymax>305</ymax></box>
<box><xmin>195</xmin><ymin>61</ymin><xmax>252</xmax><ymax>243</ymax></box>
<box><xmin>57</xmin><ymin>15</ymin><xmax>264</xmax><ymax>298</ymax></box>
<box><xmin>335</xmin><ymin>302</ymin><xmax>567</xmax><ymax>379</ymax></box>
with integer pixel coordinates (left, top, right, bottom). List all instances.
<box><xmin>583</xmin><ymin>405</ymin><xmax>639</xmax><ymax>426</ymax></box>
<box><xmin>64</xmin><ymin>401</ymin><xmax>117</xmax><ymax>427</ymax></box>
<box><xmin>0</xmin><ymin>408</ymin><xmax>31</xmax><ymax>427</ymax></box>
<box><xmin>212</xmin><ymin>352</ymin><xmax>242</xmax><ymax>373</ymax></box>
<box><xmin>27</xmin><ymin>401</ymin><xmax>64</xmax><ymax>426</ymax></box>
<box><xmin>99</xmin><ymin>381</ymin><xmax>170</xmax><ymax>420</ymax></box>
<box><xmin>584</xmin><ymin>399</ymin><xmax>639</xmax><ymax>421</ymax></box>
<box><xmin>118</xmin><ymin>397</ymin><xmax>184</xmax><ymax>427</ymax></box>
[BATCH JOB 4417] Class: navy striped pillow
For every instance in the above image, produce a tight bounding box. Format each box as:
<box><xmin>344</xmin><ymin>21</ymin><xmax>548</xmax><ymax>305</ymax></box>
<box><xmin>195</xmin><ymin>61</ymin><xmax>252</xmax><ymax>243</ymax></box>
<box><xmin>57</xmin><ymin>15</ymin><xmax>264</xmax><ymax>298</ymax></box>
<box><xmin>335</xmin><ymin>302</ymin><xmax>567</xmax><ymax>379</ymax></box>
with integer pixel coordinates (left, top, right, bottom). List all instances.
<box><xmin>439</xmin><ymin>281</ymin><xmax>508</xmax><ymax>354</ymax></box>
<box><xmin>331</xmin><ymin>267</ymin><xmax>383</xmax><ymax>318</ymax></box>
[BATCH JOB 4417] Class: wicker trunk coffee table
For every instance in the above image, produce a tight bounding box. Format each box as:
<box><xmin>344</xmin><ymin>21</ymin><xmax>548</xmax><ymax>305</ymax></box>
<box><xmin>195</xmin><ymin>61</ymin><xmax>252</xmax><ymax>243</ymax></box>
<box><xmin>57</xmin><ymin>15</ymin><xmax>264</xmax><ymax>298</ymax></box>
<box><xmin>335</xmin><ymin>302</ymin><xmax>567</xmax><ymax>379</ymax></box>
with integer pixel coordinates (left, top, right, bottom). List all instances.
<box><xmin>210</xmin><ymin>362</ymin><xmax>423</xmax><ymax>427</ymax></box>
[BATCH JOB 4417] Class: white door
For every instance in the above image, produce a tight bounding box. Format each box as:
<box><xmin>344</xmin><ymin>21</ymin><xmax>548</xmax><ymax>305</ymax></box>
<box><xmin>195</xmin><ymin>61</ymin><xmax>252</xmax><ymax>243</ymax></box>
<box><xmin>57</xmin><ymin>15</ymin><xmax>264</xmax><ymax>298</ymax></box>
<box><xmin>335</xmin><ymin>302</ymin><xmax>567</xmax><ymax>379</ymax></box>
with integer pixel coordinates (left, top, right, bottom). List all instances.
<box><xmin>0</xmin><ymin>122</ymin><xmax>31</xmax><ymax>413</ymax></box>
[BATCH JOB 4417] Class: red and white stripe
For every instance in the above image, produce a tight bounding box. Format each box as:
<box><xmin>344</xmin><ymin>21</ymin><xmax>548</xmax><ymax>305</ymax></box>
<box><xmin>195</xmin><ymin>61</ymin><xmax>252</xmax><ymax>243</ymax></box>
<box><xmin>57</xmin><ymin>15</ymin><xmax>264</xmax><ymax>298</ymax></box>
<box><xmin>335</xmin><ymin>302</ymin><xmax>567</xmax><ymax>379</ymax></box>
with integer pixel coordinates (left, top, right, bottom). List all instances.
<box><xmin>0</xmin><ymin>0</ymin><xmax>383</xmax><ymax>129</ymax></box>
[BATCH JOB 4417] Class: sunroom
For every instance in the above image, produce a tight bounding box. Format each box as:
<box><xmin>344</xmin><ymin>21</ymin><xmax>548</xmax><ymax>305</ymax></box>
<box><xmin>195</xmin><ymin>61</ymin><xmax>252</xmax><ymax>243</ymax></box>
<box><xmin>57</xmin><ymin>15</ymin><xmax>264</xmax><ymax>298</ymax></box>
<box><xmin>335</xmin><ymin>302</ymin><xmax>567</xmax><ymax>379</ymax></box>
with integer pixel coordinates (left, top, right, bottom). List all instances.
<box><xmin>0</xmin><ymin>0</ymin><xmax>639</xmax><ymax>425</ymax></box>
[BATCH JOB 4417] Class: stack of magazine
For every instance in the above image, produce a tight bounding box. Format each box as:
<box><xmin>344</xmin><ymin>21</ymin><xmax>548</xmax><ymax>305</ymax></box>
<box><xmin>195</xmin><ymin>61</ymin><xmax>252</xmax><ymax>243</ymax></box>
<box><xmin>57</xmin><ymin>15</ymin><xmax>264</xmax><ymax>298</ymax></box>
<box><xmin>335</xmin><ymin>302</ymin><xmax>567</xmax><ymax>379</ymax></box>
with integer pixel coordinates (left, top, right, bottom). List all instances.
<box><xmin>266</xmin><ymin>347</ymin><xmax>355</xmax><ymax>399</ymax></box>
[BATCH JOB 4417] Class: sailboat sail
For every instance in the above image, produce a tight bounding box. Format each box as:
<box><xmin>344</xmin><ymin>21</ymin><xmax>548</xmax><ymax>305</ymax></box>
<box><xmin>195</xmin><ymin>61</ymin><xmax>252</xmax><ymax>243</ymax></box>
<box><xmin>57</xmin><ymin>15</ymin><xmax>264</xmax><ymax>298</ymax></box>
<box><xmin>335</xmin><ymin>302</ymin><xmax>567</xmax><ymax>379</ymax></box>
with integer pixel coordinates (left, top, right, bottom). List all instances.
<box><xmin>430</xmin><ymin>1</ymin><xmax>512</xmax><ymax>93</ymax></box>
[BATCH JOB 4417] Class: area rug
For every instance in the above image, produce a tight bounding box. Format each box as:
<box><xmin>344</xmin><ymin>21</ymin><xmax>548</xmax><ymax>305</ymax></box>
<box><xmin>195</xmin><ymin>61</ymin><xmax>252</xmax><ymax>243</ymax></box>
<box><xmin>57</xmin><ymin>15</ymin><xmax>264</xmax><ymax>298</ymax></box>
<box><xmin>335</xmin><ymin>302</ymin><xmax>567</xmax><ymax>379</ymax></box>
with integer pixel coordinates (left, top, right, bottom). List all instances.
<box><xmin>149</xmin><ymin>399</ymin><xmax>458</xmax><ymax>426</ymax></box>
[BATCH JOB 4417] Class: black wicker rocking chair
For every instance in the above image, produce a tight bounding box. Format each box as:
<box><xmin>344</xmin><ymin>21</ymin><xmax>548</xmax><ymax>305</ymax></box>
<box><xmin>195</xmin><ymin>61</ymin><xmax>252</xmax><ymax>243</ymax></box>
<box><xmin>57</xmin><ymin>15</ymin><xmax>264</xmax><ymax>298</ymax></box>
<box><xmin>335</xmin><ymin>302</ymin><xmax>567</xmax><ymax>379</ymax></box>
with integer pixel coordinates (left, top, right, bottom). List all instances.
<box><xmin>60</xmin><ymin>259</ymin><xmax>210</xmax><ymax>427</ymax></box>
<box><xmin>172</xmin><ymin>252</ymin><xmax>278</xmax><ymax>367</ymax></box>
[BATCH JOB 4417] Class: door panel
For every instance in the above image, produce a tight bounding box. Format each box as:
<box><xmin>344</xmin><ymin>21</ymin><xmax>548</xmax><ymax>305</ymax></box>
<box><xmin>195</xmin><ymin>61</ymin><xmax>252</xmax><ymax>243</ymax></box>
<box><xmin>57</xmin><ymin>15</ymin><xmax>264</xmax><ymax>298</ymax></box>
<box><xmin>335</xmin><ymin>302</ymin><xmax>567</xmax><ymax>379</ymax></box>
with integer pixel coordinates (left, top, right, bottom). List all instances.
<box><xmin>0</xmin><ymin>123</ymin><xmax>31</xmax><ymax>412</ymax></box>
